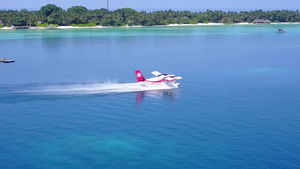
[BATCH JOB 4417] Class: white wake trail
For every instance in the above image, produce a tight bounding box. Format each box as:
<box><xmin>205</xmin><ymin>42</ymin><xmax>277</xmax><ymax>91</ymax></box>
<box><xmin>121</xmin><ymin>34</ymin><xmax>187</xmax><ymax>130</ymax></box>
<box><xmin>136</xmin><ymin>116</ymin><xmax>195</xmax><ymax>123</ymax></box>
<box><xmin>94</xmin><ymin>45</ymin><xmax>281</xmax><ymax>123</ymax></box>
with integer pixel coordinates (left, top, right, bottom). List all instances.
<box><xmin>18</xmin><ymin>82</ymin><xmax>179</xmax><ymax>95</ymax></box>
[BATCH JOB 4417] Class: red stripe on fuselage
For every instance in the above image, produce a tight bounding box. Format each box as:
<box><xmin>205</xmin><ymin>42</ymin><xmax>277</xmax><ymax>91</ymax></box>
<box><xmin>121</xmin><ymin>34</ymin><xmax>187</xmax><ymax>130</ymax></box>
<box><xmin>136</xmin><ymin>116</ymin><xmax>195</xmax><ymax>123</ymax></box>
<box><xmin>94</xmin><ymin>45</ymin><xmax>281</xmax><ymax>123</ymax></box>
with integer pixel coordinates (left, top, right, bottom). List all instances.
<box><xmin>145</xmin><ymin>78</ymin><xmax>177</xmax><ymax>83</ymax></box>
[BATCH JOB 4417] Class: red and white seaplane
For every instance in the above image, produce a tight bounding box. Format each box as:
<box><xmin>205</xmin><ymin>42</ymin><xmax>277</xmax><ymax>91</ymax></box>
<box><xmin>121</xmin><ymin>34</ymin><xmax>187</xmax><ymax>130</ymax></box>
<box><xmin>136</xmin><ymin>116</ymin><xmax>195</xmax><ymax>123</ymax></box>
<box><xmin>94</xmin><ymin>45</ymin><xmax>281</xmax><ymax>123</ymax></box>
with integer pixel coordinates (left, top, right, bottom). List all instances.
<box><xmin>135</xmin><ymin>70</ymin><xmax>182</xmax><ymax>87</ymax></box>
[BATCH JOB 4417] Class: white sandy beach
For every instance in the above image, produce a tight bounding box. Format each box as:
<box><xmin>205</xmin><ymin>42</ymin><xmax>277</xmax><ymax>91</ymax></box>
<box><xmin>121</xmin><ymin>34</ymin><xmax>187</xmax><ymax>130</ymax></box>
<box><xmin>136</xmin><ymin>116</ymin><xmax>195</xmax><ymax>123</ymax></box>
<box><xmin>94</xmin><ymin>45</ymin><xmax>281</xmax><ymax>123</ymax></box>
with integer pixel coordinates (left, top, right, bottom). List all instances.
<box><xmin>1</xmin><ymin>22</ymin><xmax>299</xmax><ymax>30</ymax></box>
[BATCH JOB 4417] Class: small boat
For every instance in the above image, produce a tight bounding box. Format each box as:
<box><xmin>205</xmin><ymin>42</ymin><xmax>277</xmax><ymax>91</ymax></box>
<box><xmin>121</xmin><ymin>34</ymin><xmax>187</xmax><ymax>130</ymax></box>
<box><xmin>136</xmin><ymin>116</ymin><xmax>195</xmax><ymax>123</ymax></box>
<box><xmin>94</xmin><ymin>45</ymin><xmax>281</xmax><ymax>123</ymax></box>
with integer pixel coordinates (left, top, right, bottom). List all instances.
<box><xmin>0</xmin><ymin>58</ymin><xmax>15</xmax><ymax>63</ymax></box>
<box><xmin>276</xmin><ymin>28</ymin><xmax>287</xmax><ymax>33</ymax></box>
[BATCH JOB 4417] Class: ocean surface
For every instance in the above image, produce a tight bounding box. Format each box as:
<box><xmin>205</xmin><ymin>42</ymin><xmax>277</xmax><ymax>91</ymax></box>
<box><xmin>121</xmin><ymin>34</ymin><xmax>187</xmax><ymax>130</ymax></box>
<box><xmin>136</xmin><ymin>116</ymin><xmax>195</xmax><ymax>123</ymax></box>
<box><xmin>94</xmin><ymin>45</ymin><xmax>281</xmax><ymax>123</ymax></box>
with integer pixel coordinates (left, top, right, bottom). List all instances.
<box><xmin>0</xmin><ymin>25</ymin><xmax>300</xmax><ymax>169</ymax></box>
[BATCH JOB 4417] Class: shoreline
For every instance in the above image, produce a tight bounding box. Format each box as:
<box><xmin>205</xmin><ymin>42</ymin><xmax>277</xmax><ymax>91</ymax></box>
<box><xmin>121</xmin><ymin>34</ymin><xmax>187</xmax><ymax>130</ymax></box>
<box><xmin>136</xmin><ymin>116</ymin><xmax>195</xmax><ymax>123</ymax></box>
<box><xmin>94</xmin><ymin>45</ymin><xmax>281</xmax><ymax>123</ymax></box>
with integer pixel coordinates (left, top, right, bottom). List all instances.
<box><xmin>1</xmin><ymin>22</ymin><xmax>300</xmax><ymax>30</ymax></box>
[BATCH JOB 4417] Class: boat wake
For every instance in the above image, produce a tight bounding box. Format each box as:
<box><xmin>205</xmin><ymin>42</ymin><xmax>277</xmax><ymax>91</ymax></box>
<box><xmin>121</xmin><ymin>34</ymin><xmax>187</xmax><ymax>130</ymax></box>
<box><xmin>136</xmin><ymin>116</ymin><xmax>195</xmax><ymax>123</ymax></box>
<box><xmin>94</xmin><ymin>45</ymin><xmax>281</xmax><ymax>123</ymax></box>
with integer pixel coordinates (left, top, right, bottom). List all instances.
<box><xmin>16</xmin><ymin>82</ymin><xmax>179</xmax><ymax>95</ymax></box>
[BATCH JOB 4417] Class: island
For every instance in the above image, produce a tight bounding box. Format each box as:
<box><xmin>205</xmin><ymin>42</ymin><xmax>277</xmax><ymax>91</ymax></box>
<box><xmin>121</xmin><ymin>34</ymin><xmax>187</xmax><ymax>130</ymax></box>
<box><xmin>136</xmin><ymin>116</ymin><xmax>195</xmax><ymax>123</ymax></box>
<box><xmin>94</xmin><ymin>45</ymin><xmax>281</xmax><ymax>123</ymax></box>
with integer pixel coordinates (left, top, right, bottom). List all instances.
<box><xmin>0</xmin><ymin>4</ymin><xmax>300</xmax><ymax>29</ymax></box>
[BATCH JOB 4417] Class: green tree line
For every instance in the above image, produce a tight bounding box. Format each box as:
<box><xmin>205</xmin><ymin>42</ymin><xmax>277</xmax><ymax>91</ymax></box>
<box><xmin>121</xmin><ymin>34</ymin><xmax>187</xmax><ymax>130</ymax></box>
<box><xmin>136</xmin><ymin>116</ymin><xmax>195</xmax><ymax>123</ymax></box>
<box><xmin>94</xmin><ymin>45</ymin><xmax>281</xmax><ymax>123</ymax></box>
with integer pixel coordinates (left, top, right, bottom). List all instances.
<box><xmin>1</xmin><ymin>4</ymin><xmax>300</xmax><ymax>26</ymax></box>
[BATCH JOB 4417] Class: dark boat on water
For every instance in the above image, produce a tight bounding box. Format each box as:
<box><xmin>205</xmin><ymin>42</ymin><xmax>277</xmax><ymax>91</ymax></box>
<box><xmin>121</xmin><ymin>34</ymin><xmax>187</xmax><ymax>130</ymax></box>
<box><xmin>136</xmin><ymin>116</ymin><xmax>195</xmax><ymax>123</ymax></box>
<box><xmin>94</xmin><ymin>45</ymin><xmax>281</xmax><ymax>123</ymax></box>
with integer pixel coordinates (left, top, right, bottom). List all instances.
<box><xmin>276</xmin><ymin>28</ymin><xmax>287</xmax><ymax>33</ymax></box>
<box><xmin>0</xmin><ymin>58</ymin><xmax>15</xmax><ymax>63</ymax></box>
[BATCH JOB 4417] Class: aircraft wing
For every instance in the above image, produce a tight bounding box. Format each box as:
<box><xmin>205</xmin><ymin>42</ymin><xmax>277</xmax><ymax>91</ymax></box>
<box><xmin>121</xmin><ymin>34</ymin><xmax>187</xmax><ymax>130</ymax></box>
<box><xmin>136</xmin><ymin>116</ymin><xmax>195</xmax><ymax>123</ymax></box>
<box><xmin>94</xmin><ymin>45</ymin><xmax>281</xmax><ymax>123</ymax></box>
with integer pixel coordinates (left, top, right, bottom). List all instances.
<box><xmin>152</xmin><ymin>71</ymin><xmax>161</xmax><ymax>76</ymax></box>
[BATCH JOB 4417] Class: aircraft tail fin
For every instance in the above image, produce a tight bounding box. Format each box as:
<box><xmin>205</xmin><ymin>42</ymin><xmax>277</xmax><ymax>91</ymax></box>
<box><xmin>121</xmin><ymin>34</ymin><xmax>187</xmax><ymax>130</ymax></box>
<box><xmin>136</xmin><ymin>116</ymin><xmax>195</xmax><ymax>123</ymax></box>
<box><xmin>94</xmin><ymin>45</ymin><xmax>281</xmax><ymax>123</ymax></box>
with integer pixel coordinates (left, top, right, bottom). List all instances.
<box><xmin>135</xmin><ymin>70</ymin><xmax>145</xmax><ymax>82</ymax></box>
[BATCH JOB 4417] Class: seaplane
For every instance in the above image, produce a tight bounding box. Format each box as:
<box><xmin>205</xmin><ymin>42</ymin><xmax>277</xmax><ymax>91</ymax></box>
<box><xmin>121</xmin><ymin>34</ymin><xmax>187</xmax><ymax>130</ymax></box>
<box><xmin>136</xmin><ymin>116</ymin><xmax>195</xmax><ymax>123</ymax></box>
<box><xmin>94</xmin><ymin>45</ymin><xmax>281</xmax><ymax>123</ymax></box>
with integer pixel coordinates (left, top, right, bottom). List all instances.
<box><xmin>135</xmin><ymin>70</ymin><xmax>182</xmax><ymax>87</ymax></box>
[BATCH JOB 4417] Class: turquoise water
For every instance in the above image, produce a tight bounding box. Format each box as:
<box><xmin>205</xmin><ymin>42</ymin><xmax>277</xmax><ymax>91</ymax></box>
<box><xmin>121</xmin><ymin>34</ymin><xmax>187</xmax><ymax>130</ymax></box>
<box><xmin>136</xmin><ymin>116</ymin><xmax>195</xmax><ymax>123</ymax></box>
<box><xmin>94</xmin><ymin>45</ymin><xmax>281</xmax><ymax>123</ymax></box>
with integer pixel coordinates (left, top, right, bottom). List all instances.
<box><xmin>1</xmin><ymin>25</ymin><xmax>300</xmax><ymax>168</ymax></box>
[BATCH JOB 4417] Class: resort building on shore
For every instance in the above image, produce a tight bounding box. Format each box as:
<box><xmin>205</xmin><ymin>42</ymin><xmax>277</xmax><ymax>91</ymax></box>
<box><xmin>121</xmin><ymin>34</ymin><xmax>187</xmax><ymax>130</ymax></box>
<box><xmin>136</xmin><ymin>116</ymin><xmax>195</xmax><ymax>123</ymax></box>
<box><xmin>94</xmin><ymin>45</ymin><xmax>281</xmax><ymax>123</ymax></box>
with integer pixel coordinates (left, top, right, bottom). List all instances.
<box><xmin>253</xmin><ymin>19</ymin><xmax>271</xmax><ymax>24</ymax></box>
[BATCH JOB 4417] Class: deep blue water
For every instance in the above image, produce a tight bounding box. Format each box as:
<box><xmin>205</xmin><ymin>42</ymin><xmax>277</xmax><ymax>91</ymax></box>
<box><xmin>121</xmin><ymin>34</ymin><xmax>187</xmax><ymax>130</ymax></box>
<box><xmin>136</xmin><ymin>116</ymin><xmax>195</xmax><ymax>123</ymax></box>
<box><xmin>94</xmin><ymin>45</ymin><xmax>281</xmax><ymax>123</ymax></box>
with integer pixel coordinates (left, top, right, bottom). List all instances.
<box><xmin>0</xmin><ymin>25</ymin><xmax>300</xmax><ymax>169</ymax></box>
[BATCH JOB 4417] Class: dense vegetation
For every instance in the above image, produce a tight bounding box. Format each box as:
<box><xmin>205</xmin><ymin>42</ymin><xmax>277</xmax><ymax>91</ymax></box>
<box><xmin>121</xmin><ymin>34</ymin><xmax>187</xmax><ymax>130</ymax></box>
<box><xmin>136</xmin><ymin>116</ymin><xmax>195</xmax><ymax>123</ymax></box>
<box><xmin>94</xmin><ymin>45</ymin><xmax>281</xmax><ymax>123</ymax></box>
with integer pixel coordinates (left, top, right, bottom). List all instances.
<box><xmin>1</xmin><ymin>4</ymin><xmax>300</xmax><ymax>27</ymax></box>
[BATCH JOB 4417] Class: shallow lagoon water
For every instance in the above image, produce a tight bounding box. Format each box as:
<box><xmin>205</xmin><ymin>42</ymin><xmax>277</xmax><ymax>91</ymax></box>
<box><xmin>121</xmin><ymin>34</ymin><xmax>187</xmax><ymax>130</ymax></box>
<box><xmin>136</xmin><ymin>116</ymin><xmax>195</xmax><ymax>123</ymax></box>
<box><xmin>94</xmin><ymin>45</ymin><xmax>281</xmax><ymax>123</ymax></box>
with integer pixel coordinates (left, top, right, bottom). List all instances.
<box><xmin>0</xmin><ymin>25</ymin><xmax>300</xmax><ymax>168</ymax></box>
